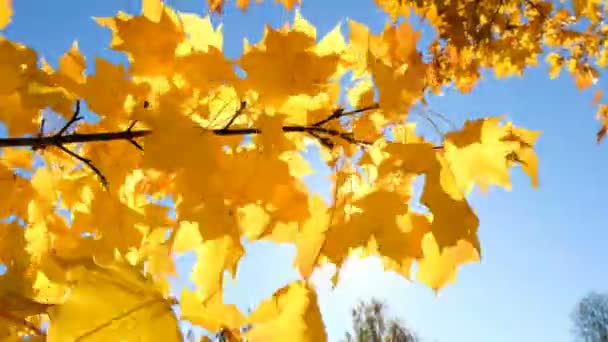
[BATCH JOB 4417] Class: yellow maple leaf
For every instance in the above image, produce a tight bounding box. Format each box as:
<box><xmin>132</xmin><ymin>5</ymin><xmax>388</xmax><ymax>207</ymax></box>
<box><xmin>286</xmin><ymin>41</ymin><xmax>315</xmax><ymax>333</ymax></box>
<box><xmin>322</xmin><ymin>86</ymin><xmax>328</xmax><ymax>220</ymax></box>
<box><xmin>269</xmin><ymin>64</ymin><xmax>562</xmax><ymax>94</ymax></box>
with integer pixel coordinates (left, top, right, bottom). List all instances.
<box><xmin>0</xmin><ymin>0</ymin><xmax>12</xmax><ymax>30</ymax></box>
<box><xmin>416</xmin><ymin>233</ymin><xmax>479</xmax><ymax>291</ymax></box>
<box><xmin>503</xmin><ymin>123</ymin><xmax>541</xmax><ymax>187</ymax></box>
<box><xmin>57</xmin><ymin>41</ymin><xmax>86</xmax><ymax>87</ymax></box>
<box><xmin>443</xmin><ymin>116</ymin><xmax>515</xmax><ymax>192</ymax></box>
<box><xmin>374</xmin><ymin>0</ymin><xmax>410</xmax><ymax>21</ymax></box>
<box><xmin>0</xmin><ymin>147</ymin><xmax>33</xmax><ymax>170</ymax></box>
<box><xmin>47</xmin><ymin>258</ymin><xmax>181</xmax><ymax>341</ymax></box>
<box><xmin>180</xmin><ymin>288</ymin><xmax>245</xmax><ymax>333</ymax></box>
<box><xmin>255</xmin><ymin>113</ymin><xmax>296</xmax><ymax>156</ymax></box>
<box><xmin>295</xmin><ymin>195</ymin><xmax>329</xmax><ymax>278</ymax></box>
<box><xmin>347</xmin><ymin>77</ymin><xmax>375</xmax><ymax>108</ymax></box>
<box><xmin>142</xmin><ymin>0</ymin><xmax>163</xmax><ymax>22</ymax></box>
<box><xmin>444</xmin><ymin>117</ymin><xmax>541</xmax><ymax>192</ymax></box>
<box><xmin>71</xmin><ymin>189</ymin><xmax>147</xmax><ymax>257</ymax></box>
<box><xmin>175</xmin><ymin>13</ymin><xmax>223</xmax><ymax>54</ymax></box>
<box><xmin>596</xmin><ymin>104</ymin><xmax>608</xmax><ymax>142</ymax></box>
<box><xmin>0</xmin><ymin>222</ymin><xmax>28</xmax><ymax>271</ymax></box>
<box><xmin>380</xmin><ymin>142</ymin><xmax>480</xmax><ymax>253</ymax></box>
<box><xmin>95</xmin><ymin>9</ymin><xmax>184</xmax><ymax>77</ymax></box>
<box><xmin>173</xmin><ymin>221</ymin><xmax>203</xmax><ymax>254</ymax></box>
<box><xmin>245</xmin><ymin>281</ymin><xmax>326</xmax><ymax>342</ymax></box>
<box><xmin>83</xmin><ymin>57</ymin><xmax>146</xmax><ymax>130</ymax></box>
<box><xmin>0</xmin><ymin>165</ymin><xmax>33</xmax><ymax>220</ymax></box>
<box><xmin>368</xmin><ymin>50</ymin><xmax>426</xmax><ymax>120</ymax></box>
<box><xmin>546</xmin><ymin>52</ymin><xmax>563</xmax><ymax>79</ymax></box>
<box><xmin>174</xmin><ymin>47</ymin><xmax>236</xmax><ymax>94</ymax></box>
<box><xmin>572</xmin><ymin>0</ymin><xmax>588</xmax><ymax>18</ymax></box>
<box><xmin>191</xmin><ymin>235</ymin><xmax>244</xmax><ymax>301</ymax></box>
<box><xmin>237</xmin><ymin>203</ymin><xmax>271</xmax><ymax>240</ymax></box>
<box><xmin>237</xmin><ymin>25</ymin><xmax>340</xmax><ymax>108</ymax></box>
<box><xmin>593</xmin><ymin>89</ymin><xmax>603</xmax><ymax>105</ymax></box>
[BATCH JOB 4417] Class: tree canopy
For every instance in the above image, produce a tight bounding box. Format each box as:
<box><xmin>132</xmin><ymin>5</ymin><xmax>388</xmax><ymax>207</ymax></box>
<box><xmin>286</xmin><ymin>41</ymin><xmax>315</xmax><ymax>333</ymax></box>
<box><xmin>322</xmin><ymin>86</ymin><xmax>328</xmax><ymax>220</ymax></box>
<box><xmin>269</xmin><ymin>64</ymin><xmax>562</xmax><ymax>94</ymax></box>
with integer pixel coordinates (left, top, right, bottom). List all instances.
<box><xmin>0</xmin><ymin>0</ymin><xmax>605</xmax><ymax>340</ymax></box>
<box><xmin>572</xmin><ymin>292</ymin><xmax>608</xmax><ymax>342</ymax></box>
<box><xmin>343</xmin><ymin>299</ymin><xmax>419</xmax><ymax>342</ymax></box>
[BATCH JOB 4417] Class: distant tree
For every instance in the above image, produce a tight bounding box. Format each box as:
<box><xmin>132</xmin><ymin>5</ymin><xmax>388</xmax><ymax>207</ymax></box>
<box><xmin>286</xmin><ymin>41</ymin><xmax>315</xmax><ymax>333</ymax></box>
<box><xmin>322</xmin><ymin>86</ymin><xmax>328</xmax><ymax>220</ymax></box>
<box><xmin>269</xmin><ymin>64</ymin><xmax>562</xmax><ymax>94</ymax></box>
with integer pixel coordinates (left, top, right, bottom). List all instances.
<box><xmin>343</xmin><ymin>299</ymin><xmax>419</xmax><ymax>342</ymax></box>
<box><xmin>571</xmin><ymin>292</ymin><xmax>608</xmax><ymax>342</ymax></box>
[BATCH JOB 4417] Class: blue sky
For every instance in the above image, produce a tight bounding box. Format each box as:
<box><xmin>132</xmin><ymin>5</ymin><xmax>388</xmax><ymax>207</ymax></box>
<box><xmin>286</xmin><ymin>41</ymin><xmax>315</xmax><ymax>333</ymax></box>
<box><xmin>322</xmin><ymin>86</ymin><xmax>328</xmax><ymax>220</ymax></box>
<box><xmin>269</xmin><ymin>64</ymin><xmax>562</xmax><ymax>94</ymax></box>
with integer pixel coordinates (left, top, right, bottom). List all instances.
<box><xmin>2</xmin><ymin>0</ymin><xmax>608</xmax><ymax>341</ymax></box>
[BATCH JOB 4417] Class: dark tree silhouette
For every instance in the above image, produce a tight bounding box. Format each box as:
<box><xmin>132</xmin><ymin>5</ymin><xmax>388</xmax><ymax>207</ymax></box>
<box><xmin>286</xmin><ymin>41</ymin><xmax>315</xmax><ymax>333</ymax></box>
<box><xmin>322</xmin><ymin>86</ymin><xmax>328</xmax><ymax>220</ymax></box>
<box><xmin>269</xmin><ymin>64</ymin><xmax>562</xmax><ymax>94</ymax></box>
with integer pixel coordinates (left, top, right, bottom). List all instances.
<box><xmin>343</xmin><ymin>299</ymin><xmax>419</xmax><ymax>342</ymax></box>
<box><xmin>572</xmin><ymin>292</ymin><xmax>608</xmax><ymax>342</ymax></box>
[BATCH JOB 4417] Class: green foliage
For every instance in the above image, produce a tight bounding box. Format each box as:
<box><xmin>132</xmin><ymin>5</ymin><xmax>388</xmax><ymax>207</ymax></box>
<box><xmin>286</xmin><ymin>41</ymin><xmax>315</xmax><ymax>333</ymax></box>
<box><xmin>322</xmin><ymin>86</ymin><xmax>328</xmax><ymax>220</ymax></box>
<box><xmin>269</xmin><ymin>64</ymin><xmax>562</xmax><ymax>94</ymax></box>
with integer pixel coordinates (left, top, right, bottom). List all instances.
<box><xmin>572</xmin><ymin>292</ymin><xmax>608</xmax><ymax>342</ymax></box>
<box><xmin>344</xmin><ymin>299</ymin><xmax>419</xmax><ymax>342</ymax></box>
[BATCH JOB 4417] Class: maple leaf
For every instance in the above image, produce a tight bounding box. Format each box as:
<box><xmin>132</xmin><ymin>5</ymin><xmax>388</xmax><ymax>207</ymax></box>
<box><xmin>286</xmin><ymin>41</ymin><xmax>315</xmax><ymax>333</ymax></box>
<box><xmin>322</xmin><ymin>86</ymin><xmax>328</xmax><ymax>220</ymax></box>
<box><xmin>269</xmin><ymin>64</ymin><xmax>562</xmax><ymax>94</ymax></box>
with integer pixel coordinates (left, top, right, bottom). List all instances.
<box><xmin>443</xmin><ymin>116</ymin><xmax>526</xmax><ymax>193</ymax></box>
<box><xmin>245</xmin><ymin>281</ymin><xmax>326</xmax><ymax>342</ymax></box>
<box><xmin>377</xmin><ymin>141</ymin><xmax>480</xmax><ymax>252</ymax></box>
<box><xmin>47</xmin><ymin>258</ymin><xmax>181</xmax><ymax>341</ymax></box>
<box><xmin>237</xmin><ymin>24</ymin><xmax>340</xmax><ymax>108</ymax></box>
<box><xmin>82</xmin><ymin>58</ymin><xmax>147</xmax><ymax>131</ymax></box>
<box><xmin>374</xmin><ymin>0</ymin><xmax>410</xmax><ymax>21</ymax></box>
<box><xmin>416</xmin><ymin>233</ymin><xmax>479</xmax><ymax>290</ymax></box>
<box><xmin>180</xmin><ymin>289</ymin><xmax>245</xmax><ymax>334</ymax></box>
<box><xmin>1</xmin><ymin>147</ymin><xmax>33</xmax><ymax>170</ymax></box>
<box><xmin>95</xmin><ymin>9</ymin><xmax>185</xmax><ymax>77</ymax></box>
<box><xmin>176</xmin><ymin>13</ymin><xmax>223</xmax><ymax>53</ymax></box>
<box><xmin>190</xmin><ymin>234</ymin><xmax>244</xmax><ymax>302</ymax></box>
<box><xmin>0</xmin><ymin>0</ymin><xmax>11</xmax><ymax>30</ymax></box>
<box><xmin>142</xmin><ymin>0</ymin><xmax>164</xmax><ymax>22</ymax></box>
<box><xmin>71</xmin><ymin>189</ymin><xmax>147</xmax><ymax>258</ymax></box>
<box><xmin>0</xmin><ymin>165</ymin><xmax>33</xmax><ymax>220</ymax></box>
<box><xmin>294</xmin><ymin>195</ymin><xmax>330</xmax><ymax>278</ymax></box>
<box><xmin>174</xmin><ymin>47</ymin><xmax>236</xmax><ymax>94</ymax></box>
<box><xmin>596</xmin><ymin>104</ymin><xmax>608</xmax><ymax>143</ymax></box>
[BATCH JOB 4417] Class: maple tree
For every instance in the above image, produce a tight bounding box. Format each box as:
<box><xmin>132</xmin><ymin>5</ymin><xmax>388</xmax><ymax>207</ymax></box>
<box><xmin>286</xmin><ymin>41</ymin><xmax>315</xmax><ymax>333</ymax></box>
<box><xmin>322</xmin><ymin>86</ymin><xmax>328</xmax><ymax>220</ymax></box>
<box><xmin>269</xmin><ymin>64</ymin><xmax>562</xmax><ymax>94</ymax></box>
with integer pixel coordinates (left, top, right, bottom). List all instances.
<box><xmin>0</xmin><ymin>0</ymin><xmax>605</xmax><ymax>340</ymax></box>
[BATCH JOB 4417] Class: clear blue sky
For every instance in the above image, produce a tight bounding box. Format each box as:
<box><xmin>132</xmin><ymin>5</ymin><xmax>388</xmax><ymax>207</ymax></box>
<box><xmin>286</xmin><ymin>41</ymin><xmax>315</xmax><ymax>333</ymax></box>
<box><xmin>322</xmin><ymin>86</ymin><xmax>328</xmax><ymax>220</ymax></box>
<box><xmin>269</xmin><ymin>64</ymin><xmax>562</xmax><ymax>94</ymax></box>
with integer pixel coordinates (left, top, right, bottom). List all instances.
<box><xmin>3</xmin><ymin>1</ymin><xmax>608</xmax><ymax>341</ymax></box>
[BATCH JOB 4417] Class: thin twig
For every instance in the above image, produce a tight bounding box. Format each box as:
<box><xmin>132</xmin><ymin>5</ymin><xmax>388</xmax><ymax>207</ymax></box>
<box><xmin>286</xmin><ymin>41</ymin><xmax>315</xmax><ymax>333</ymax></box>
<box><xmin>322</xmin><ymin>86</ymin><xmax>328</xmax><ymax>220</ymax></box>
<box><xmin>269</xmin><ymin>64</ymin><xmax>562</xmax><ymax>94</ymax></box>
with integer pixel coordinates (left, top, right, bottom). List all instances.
<box><xmin>307</xmin><ymin>130</ymin><xmax>335</xmax><ymax>149</ymax></box>
<box><xmin>223</xmin><ymin>100</ymin><xmax>247</xmax><ymax>129</ymax></box>
<box><xmin>33</xmin><ymin>117</ymin><xmax>46</xmax><ymax>151</ymax></box>
<box><xmin>126</xmin><ymin>121</ymin><xmax>143</xmax><ymax>151</ymax></box>
<box><xmin>55</xmin><ymin>143</ymin><xmax>108</xmax><ymax>188</ymax></box>
<box><xmin>312</xmin><ymin>103</ymin><xmax>380</xmax><ymax>127</ymax></box>
<box><xmin>57</xmin><ymin>100</ymin><xmax>83</xmax><ymax>136</ymax></box>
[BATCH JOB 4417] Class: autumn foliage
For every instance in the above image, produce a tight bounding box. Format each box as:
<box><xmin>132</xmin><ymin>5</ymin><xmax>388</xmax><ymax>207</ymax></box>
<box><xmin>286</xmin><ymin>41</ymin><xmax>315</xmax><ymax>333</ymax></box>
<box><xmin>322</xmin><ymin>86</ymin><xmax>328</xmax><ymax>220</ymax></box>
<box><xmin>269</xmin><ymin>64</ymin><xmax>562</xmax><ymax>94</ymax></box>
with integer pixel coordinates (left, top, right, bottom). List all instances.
<box><xmin>0</xmin><ymin>0</ymin><xmax>605</xmax><ymax>340</ymax></box>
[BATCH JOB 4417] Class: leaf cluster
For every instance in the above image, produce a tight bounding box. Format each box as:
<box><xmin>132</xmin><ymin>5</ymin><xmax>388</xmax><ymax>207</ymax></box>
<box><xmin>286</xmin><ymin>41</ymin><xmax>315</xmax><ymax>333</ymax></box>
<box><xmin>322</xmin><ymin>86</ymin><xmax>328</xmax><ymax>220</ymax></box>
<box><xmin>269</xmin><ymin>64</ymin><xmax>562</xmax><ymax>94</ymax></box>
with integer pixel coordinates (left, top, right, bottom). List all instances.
<box><xmin>3</xmin><ymin>0</ymin><xmax>604</xmax><ymax>340</ymax></box>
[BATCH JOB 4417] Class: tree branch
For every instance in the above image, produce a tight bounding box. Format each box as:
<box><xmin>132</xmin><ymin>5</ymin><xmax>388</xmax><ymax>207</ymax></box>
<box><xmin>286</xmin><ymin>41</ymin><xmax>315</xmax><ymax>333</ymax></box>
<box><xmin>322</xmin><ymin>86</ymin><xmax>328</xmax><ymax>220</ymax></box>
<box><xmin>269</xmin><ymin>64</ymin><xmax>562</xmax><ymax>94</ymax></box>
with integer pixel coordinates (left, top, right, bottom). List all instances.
<box><xmin>0</xmin><ymin>101</ymin><xmax>432</xmax><ymax>188</ymax></box>
<box><xmin>0</xmin><ymin>102</ymin><xmax>381</xmax><ymax>149</ymax></box>
<box><xmin>312</xmin><ymin>103</ymin><xmax>380</xmax><ymax>127</ymax></box>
